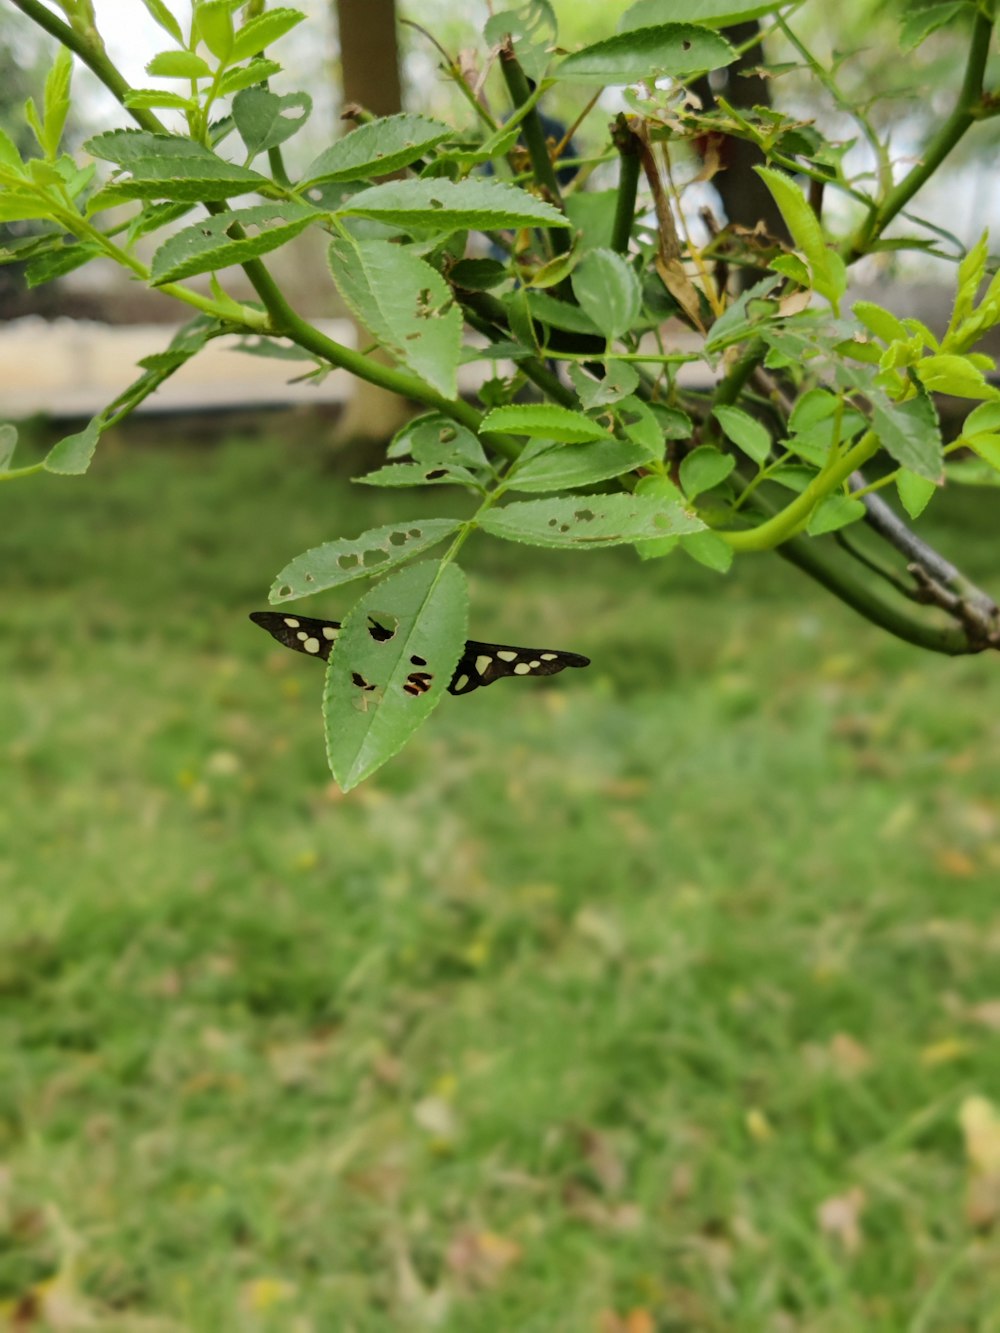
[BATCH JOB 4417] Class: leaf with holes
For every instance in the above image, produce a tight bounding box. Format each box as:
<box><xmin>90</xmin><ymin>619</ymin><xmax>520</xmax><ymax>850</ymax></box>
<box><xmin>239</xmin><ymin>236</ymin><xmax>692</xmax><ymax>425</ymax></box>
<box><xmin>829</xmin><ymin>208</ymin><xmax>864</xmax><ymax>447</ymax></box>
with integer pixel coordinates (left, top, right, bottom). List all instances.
<box><xmin>328</xmin><ymin>236</ymin><xmax>462</xmax><ymax>399</ymax></box>
<box><xmin>480</xmin><ymin>493</ymin><xmax>704</xmax><ymax>548</ymax></box>
<box><xmin>389</xmin><ymin>414</ymin><xmax>490</xmax><ymax>471</ymax></box>
<box><xmin>480</xmin><ymin>404</ymin><xmax>610</xmax><ymax>443</ymax></box>
<box><xmin>303</xmin><ymin>114</ymin><xmax>451</xmax><ymax>186</ymax></box>
<box><xmin>339</xmin><ymin>178</ymin><xmax>570</xmax><ymax>233</ymax></box>
<box><xmin>150</xmin><ymin>203</ymin><xmax>315</xmax><ymax>284</ymax></box>
<box><xmin>483</xmin><ymin>1</ymin><xmax>558</xmax><ymax>82</ymax></box>
<box><xmin>570</xmin><ymin>248</ymin><xmax>641</xmax><ymax>342</ymax></box>
<box><xmin>506</xmin><ymin>438</ymin><xmax>650</xmax><ymax>492</ymax></box>
<box><xmin>555</xmin><ymin>24</ymin><xmax>736</xmax><ymax>83</ymax></box>
<box><xmin>355</xmin><ymin>463</ymin><xmax>480</xmax><ymax>489</ymax></box>
<box><xmin>233</xmin><ymin>88</ymin><xmax>311</xmax><ymax>158</ymax></box>
<box><xmin>325</xmin><ymin>560</ymin><xmax>468</xmax><ymax>791</ymax></box>
<box><xmin>269</xmin><ymin>519</ymin><xmax>462</xmax><ymax>601</ymax></box>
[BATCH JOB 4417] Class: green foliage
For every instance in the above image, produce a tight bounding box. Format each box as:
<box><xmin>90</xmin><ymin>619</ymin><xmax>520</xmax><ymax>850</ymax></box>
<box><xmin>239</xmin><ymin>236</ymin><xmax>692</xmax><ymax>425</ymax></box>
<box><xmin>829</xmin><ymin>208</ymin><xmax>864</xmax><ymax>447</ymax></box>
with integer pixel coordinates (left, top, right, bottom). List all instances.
<box><xmin>2</xmin><ymin>0</ymin><xmax>1000</xmax><ymax>785</ymax></box>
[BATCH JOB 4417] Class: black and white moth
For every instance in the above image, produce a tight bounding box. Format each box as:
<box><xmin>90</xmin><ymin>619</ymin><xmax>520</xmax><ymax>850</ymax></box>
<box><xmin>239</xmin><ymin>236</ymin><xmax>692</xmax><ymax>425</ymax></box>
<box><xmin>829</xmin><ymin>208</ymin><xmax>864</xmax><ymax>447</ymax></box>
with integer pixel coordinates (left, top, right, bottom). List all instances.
<box><xmin>249</xmin><ymin>611</ymin><xmax>590</xmax><ymax>696</ymax></box>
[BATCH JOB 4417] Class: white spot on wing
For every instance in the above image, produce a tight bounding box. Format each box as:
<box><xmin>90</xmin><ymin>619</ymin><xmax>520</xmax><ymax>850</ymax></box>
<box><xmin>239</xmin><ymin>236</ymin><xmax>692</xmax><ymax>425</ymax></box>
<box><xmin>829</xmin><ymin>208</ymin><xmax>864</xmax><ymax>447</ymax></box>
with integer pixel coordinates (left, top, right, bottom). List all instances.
<box><xmin>497</xmin><ymin>650</ymin><xmax>518</xmax><ymax>662</ymax></box>
<box><xmin>513</xmin><ymin>662</ymin><xmax>531</xmax><ymax>675</ymax></box>
<box><xmin>475</xmin><ymin>654</ymin><xmax>492</xmax><ymax>676</ymax></box>
<box><xmin>284</xmin><ymin>617</ymin><xmax>300</xmax><ymax>628</ymax></box>
<box><xmin>303</xmin><ymin>637</ymin><xmax>321</xmax><ymax>654</ymax></box>
<box><xmin>296</xmin><ymin>631</ymin><xmax>308</xmax><ymax>641</ymax></box>
<box><xmin>540</xmin><ymin>653</ymin><xmax>557</xmax><ymax>661</ymax></box>
<box><xmin>453</xmin><ymin>674</ymin><xmax>470</xmax><ymax>692</ymax></box>
<box><xmin>321</xmin><ymin>625</ymin><xmax>338</xmax><ymax>640</ymax></box>
<box><xmin>529</xmin><ymin>661</ymin><xmax>541</xmax><ymax>669</ymax></box>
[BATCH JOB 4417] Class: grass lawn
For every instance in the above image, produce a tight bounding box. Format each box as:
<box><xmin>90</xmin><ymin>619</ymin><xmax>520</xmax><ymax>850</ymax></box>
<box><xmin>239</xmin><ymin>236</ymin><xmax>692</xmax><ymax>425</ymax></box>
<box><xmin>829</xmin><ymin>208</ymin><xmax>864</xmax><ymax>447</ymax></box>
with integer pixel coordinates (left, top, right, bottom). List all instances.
<box><xmin>2</xmin><ymin>424</ymin><xmax>1000</xmax><ymax>1331</ymax></box>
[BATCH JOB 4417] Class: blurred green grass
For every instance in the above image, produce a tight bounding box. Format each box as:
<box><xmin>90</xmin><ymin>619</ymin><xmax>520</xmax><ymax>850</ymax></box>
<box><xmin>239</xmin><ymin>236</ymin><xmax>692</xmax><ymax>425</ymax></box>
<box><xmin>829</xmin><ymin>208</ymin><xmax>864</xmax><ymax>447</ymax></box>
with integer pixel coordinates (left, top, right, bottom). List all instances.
<box><xmin>2</xmin><ymin>425</ymin><xmax>1000</xmax><ymax>1332</ymax></box>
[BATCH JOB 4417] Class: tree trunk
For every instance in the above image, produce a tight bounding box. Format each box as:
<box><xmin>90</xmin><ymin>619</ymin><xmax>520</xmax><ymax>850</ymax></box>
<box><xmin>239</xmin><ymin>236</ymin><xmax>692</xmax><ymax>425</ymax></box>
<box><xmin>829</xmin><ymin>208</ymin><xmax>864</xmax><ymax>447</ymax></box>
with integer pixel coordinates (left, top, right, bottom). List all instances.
<box><xmin>332</xmin><ymin>0</ymin><xmax>412</xmax><ymax>445</ymax></box>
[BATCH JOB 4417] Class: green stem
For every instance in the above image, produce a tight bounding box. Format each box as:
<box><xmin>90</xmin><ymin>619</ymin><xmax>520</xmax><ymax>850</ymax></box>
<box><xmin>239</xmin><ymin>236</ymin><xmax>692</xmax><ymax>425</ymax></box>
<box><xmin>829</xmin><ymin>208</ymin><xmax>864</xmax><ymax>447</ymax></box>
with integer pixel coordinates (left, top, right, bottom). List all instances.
<box><xmin>0</xmin><ymin>462</ymin><xmax>46</xmax><ymax>483</ymax></box>
<box><xmin>610</xmin><ymin>114</ymin><xmax>640</xmax><ymax>255</ymax></box>
<box><xmin>778</xmin><ymin>531</ymin><xmax>975</xmax><ymax>655</ymax></box>
<box><xmin>845</xmin><ymin>0</ymin><xmax>996</xmax><ymax>258</ymax></box>
<box><xmin>717</xmin><ymin>431</ymin><xmax>879</xmax><ymax>552</ymax></box>
<box><xmin>499</xmin><ymin>45</ymin><xmax>569</xmax><ymax>258</ymax></box>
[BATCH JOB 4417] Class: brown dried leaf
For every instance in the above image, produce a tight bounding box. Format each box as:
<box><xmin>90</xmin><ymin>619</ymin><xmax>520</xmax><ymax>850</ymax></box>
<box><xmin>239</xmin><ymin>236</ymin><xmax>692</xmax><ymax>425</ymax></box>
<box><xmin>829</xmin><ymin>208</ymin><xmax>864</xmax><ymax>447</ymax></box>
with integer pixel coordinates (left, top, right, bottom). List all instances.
<box><xmin>967</xmin><ymin>1000</ymin><xmax>1000</xmax><ymax>1032</ymax></box>
<box><xmin>446</xmin><ymin>1229</ymin><xmax>521</xmax><ymax>1289</ymax></box>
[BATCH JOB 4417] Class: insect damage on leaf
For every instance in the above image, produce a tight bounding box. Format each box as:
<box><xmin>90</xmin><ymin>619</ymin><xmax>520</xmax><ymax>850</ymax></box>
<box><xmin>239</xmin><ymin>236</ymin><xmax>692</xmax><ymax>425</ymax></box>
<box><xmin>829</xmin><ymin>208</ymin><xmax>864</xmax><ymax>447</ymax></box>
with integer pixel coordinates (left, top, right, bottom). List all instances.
<box><xmin>249</xmin><ymin>611</ymin><xmax>591</xmax><ymax>695</ymax></box>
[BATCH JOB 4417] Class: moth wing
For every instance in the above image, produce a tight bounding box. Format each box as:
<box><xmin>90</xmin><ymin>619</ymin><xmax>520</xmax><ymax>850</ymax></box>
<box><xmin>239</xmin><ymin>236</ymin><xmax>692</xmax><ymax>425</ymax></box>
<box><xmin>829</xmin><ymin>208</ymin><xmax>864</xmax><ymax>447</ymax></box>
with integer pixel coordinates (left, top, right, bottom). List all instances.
<box><xmin>249</xmin><ymin>611</ymin><xmax>341</xmax><ymax>661</ymax></box>
<box><xmin>448</xmin><ymin>639</ymin><xmax>590</xmax><ymax>695</ymax></box>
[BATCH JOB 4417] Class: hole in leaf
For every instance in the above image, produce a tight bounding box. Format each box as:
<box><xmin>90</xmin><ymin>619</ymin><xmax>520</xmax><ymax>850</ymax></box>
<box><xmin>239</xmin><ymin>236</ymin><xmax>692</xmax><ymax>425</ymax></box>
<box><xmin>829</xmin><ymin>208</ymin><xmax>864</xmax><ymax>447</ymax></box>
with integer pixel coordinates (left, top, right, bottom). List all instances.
<box><xmin>410</xmin><ymin>654</ymin><xmax>427</xmax><ymax>666</ymax></box>
<box><xmin>548</xmin><ymin>518</ymin><xmax>559</xmax><ymax>528</ymax></box>
<box><xmin>388</xmin><ymin>530</ymin><xmax>409</xmax><ymax>546</ymax></box>
<box><xmin>682</xmin><ymin>39</ymin><xmax>691</xmax><ymax>50</ymax></box>
<box><xmin>367</xmin><ymin>616</ymin><xmax>397</xmax><ymax>642</ymax></box>
<box><xmin>338</xmin><ymin>553</ymin><xmax>360</xmax><ymax>569</ymax></box>
<box><xmin>304</xmin><ymin>573</ymin><xmax>314</xmax><ymax>582</ymax></box>
<box><xmin>351</xmin><ymin>671</ymin><xmax>378</xmax><ymax>690</ymax></box>
<box><xmin>574</xmin><ymin>509</ymin><xmax>596</xmax><ymax>522</ymax></box>
<box><xmin>403</xmin><ymin>671</ymin><xmax>433</xmax><ymax>697</ymax></box>
<box><xmin>425</xmin><ymin>469</ymin><xmax>447</xmax><ymax>480</ymax></box>
<box><xmin>278</xmin><ymin>585</ymin><xmax>291</xmax><ymax>598</ymax></box>
<box><xmin>309</xmin><ymin>188</ymin><xmax>323</xmax><ymax>201</ymax></box>
<box><xmin>362</xmin><ymin>548</ymin><xmax>388</xmax><ymax>567</ymax></box>
<box><xmin>408</xmin><ymin>528</ymin><xmax>422</xmax><ymax>538</ymax></box>
<box><xmin>429</xmin><ymin>197</ymin><xmax>444</xmax><ymax>209</ymax></box>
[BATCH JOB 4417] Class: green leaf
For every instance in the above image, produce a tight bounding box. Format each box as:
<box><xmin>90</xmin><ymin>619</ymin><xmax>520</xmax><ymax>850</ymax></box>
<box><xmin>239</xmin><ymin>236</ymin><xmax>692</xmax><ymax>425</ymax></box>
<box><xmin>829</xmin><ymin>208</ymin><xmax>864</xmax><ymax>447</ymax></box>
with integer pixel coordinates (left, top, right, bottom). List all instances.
<box><xmin>150</xmin><ymin>202</ymin><xmax>315</xmax><ymax>284</ymax></box>
<box><xmin>680</xmin><ymin>529</ymin><xmax>733</xmax><ymax>572</ymax></box>
<box><xmin>480</xmin><ymin>404</ymin><xmax>610</xmax><ymax>443</ymax></box>
<box><xmin>233</xmin><ymin>88</ymin><xmax>311</xmax><ymax>157</ymax></box>
<box><xmin>633</xmin><ymin>474</ymin><xmax>683</xmax><ymax>559</ymax></box>
<box><xmin>769</xmin><ymin>253</ymin><xmax>811</xmax><ymax>287</ymax></box>
<box><xmin>44</xmin><ymin>420</ymin><xmax>101</xmax><ymax>475</ymax></box>
<box><xmin>555</xmin><ymin>24</ymin><xmax>736</xmax><ymax>84</ymax></box>
<box><xmin>447</xmin><ymin>258</ymin><xmax>508</xmax><ymax>292</ymax></box>
<box><xmin>138</xmin><ymin>0</ymin><xmax>185</xmax><ymax>44</ymax></box>
<box><xmin>324</xmin><ymin>560</ymin><xmax>468</xmax><ymax>791</ymax></box>
<box><xmin>756</xmin><ymin>166</ymin><xmax>845</xmax><ymax>310</ymax></box>
<box><xmin>89</xmin><ymin>149</ymin><xmax>269</xmax><ymax>206</ymax></box>
<box><xmin>231</xmin><ymin>8</ymin><xmax>306</xmax><ymax>61</ymax></box>
<box><xmin>896</xmin><ymin>468</ymin><xmax>938</xmax><ymax>518</ymax></box>
<box><xmin>615</xmin><ymin>396</ymin><xmax>663</xmax><ymax>457</ymax></box>
<box><xmin>0</xmin><ymin>127</ymin><xmax>24</xmax><ymax>174</ymax></box>
<box><xmin>569</xmin><ymin>360</ymin><xmax>640</xmax><ymax>408</ymax></box>
<box><xmin>650</xmin><ymin>403</ymin><xmax>694</xmax><ymax>440</ymax></box>
<box><xmin>569</xmin><ymin>248</ymin><xmax>641</xmax><ymax>341</ymax></box>
<box><xmin>85</xmin><ymin>129</ymin><xmax>207</xmax><ymax>166</ymax></box>
<box><xmin>146</xmin><ymin>50</ymin><xmax>214</xmax><ymax>79</ymax></box>
<box><xmin>679</xmin><ymin>445</ymin><xmax>735</xmax><ymax>498</ymax></box>
<box><xmin>900</xmin><ymin>2</ymin><xmax>967</xmax><ymax>51</ymax></box>
<box><xmin>506</xmin><ymin>438</ymin><xmax>650</xmax><ymax>492</ymax></box>
<box><xmin>303</xmin><ymin>114</ymin><xmax>451</xmax><ymax>186</ymax></box>
<box><xmin>620</xmin><ymin>0</ymin><xmax>788</xmax><ymax>27</ymax></box>
<box><xmin>270</xmin><ymin>519</ymin><xmax>463</xmax><ymax>601</ymax></box>
<box><xmin>218</xmin><ymin>59</ymin><xmax>283</xmax><ymax>96</ymax></box>
<box><xmin>0</xmin><ymin>424</ymin><xmax>17</xmax><ymax>471</ymax></box>
<box><xmin>0</xmin><ymin>195</ymin><xmax>59</xmax><ymax>222</ymax></box>
<box><xmin>962</xmin><ymin>402</ymin><xmax>1000</xmax><ymax>436</ymax></box>
<box><xmin>328</xmin><ymin>236</ymin><xmax>462</xmax><ymax>400</ymax></box>
<box><xmin>124</xmin><ymin>89</ymin><xmax>197</xmax><ymax>110</ymax></box>
<box><xmin>355</xmin><ymin>463</ymin><xmax>478</xmax><ymax>489</ymax></box>
<box><xmin>805</xmin><ymin>492</ymin><xmax>865</xmax><ymax>535</ymax></box>
<box><xmin>852</xmin><ymin>300</ymin><xmax>908</xmax><ymax>345</ymax></box>
<box><xmin>195</xmin><ymin>0</ymin><xmax>235</xmax><ymax>60</ymax></box>
<box><xmin>914</xmin><ymin>353</ymin><xmax>999</xmax><ymax>400</ymax></box>
<box><xmin>41</xmin><ymin>48</ymin><xmax>73</xmax><ymax>160</ymax></box>
<box><xmin>525</xmin><ymin>289</ymin><xmax>601</xmax><ymax>335</ymax></box>
<box><xmin>966</xmin><ymin>432</ymin><xmax>1000</xmax><ymax>472</ymax></box>
<box><xmin>340</xmin><ymin>178</ymin><xmax>570</xmax><ymax>232</ymax></box>
<box><xmin>25</xmin><ymin>241</ymin><xmax>99</xmax><ymax>287</ymax></box>
<box><xmin>480</xmin><ymin>493</ymin><xmax>704</xmax><ymax>548</ymax></box>
<box><xmin>870</xmin><ymin>387</ymin><xmax>943</xmax><ymax>480</ymax></box>
<box><xmin>712</xmin><ymin>405</ymin><xmax>771</xmax><ymax>465</ymax></box>
<box><xmin>389</xmin><ymin>415</ymin><xmax>489</xmax><ymax>471</ymax></box>
<box><xmin>483</xmin><ymin>1</ymin><xmax>558</xmax><ymax>82</ymax></box>
<box><xmin>703</xmin><ymin>274</ymin><xmax>780</xmax><ymax>353</ymax></box>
